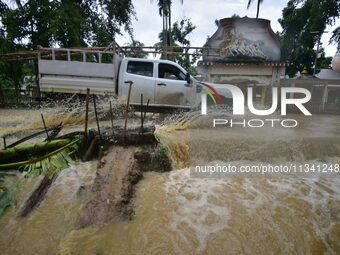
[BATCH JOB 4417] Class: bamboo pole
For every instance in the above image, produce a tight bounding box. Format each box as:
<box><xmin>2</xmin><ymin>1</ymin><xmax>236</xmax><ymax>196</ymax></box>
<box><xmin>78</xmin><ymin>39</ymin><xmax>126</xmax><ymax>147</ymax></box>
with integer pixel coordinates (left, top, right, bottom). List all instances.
<box><xmin>84</xmin><ymin>88</ymin><xmax>90</xmax><ymax>149</ymax></box>
<box><xmin>124</xmin><ymin>81</ymin><xmax>133</xmax><ymax>133</ymax></box>
<box><xmin>143</xmin><ymin>99</ymin><xmax>150</xmax><ymax>122</ymax></box>
<box><xmin>109</xmin><ymin>101</ymin><xmax>114</xmax><ymax>135</ymax></box>
<box><xmin>7</xmin><ymin>123</ymin><xmax>63</xmax><ymax>148</ymax></box>
<box><xmin>140</xmin><ymin>94</ymin><xmax>144</xmax><ymax>133</ymax></box>
<box><xmin>41</xmin><ymin>114</ymin><xmax>49</xmax><ymax>140</ymax></box>
<box><xmin>93</xmin><ymin>95</ymin><xmax>102</xmax><ymax>141</ymax></box>
<box><xmin>0</xmin><ymin>45</ymin><xmax>212</xmax><ymax>61</ymax></box>
<box><xmin>3</xmin><ymin>137</ymin><xmax>6</xmax><ymax>149</ymax></box>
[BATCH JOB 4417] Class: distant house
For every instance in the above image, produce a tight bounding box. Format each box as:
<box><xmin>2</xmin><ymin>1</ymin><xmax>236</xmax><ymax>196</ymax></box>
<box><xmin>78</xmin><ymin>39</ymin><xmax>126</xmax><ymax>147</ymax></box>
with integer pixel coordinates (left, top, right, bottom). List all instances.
<box><xmin>279</xmin><ymin>67</ymin><xmax>340</xmax><ymax>114</ymax></box>
<box><xmin>316</xmin><ymin>68</ymin><xmax>340</xmax><ymax>113</ymax></box>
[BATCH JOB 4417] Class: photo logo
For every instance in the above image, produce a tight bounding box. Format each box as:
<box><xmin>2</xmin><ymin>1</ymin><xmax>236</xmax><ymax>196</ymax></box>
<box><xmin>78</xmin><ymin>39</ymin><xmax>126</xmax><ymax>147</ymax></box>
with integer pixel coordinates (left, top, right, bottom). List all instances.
<box><xmin>200</xmin><ymin>82</ymin><xmax>223</xmax><ymax>108</ymax></box>
<box><xmin>199</xmin><ymin>83</ymin><xmax>312</xmax><ymax>128</ymax></box>
<box><xmin>200</xmin><ymin>83</ymin><xmax>312</xmax><ymax>116</ymax></box>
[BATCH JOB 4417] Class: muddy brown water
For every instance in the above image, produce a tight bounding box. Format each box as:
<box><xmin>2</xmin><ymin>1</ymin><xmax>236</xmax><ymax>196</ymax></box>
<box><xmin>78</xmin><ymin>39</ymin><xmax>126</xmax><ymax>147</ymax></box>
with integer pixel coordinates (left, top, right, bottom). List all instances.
<box><xmin>0</xmin><ymin>107</ymin><xmax>340</xmax><ymax>255</ymax></box>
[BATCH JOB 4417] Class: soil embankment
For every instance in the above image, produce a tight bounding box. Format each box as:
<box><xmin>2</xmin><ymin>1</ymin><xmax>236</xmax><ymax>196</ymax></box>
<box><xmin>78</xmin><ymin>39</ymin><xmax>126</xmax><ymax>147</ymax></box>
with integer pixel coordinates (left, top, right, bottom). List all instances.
<box><xmin>78</xmin><ymin>144</ymin><xmax>172</xmax><ymax>228</ymax></box>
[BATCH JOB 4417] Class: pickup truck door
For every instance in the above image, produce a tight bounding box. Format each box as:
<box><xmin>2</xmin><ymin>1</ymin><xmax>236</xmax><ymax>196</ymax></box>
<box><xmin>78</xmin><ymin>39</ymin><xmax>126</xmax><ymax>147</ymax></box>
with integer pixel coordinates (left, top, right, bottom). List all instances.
<box><xmin>155</xmin><ymin>63</ymin><xmax>193</xmax><ymax>107</ymax></box>
<box><xmin>121</xmin><ymin>60</ymin><xmax>155</xmax><ymax>104</ymax></box>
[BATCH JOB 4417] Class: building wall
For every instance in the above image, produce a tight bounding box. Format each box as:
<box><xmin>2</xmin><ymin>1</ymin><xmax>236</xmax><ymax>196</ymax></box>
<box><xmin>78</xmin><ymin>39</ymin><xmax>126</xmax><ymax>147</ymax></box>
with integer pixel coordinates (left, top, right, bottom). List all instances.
<box><xmin>197</xmin><ymin>64</ymin><xmax>285</xmax><ymax>86</ymax></box>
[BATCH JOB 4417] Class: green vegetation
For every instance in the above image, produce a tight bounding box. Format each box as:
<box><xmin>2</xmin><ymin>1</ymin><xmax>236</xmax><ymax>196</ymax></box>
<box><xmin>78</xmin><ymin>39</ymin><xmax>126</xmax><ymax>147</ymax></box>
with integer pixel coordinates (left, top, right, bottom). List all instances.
<box><xmin>124</xmin><ymin>40</ymin><xmax>148</xmax><ymax>58</ymax></box>
<box><xmin>20</xmin><ymin>143</ymin><xmax>78</xmax><ymax>177</ymax></box>
<box><xmin>154</xmin><ymin>0</ymin><xmax>184</xmax><ymax>47</ymax></box>
<box><xmin>0</xmin><ymin>139</ymin><xmax>80</xmax><ymax>176</ymax></box>
<box><xmin>139</xmin><ymin>144</ymin><xmax>149</xmax><ymax>151</ymax></box>
<box><xmin>157</xmin><ymin>144</ymin><xmax>168</xmax><ymax>158</ymax></box>
<box><xmin>0</xmin><ymin>0</ymin><xmax>339</xmax><ymax>98</ymax></box>
<box><xmin>0</xmin><ymin>173</ymin><xmax>18</xmax><ymax>217</ymax></box>
<box><xmin>155</xmin><ymin>18</ymin><xmax>199</xmax><ymax>75</ymax></box>
<box><xmin>0</xmin><ymin>0</ymin><xmax>136</xmax><ymax>104</ymax></box>
<box><xmin>279</xmin><ymin>0</ymin><xmax>340</xmax><ymax>76</ymax></box>
<box><xmin>0</xmin><ymin>186</ymin><xmax>15</xmax><ymax>216</ymax></box>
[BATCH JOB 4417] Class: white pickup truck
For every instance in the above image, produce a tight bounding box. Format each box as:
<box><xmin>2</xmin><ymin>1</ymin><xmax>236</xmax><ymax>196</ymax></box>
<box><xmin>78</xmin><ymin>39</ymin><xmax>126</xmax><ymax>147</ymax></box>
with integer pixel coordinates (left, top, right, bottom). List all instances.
<box><xmin>38</xmin><ymin>48</ymin><xmax>205</xmax><ymax>111</ymax></box>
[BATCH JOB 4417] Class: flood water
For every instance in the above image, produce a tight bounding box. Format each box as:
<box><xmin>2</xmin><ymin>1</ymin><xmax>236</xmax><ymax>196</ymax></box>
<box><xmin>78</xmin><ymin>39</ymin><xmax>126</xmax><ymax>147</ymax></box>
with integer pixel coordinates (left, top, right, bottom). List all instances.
<box><xmin>0</xmin><ymin>106</ymin><xmax>340</xmax><ymax>255</ymax></box>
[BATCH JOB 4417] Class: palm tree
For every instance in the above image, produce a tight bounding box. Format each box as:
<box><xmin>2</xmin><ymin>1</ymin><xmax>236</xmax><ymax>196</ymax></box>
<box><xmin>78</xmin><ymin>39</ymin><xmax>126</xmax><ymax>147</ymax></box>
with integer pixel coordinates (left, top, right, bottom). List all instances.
<box><xmin>158</xmin><ymin>0</ymin><xmax>172</xmax><ymax>47</ymax></box>
<box><xmin>152</xmin><ymin>0</ymin><xmax>183</xmax><ymax>47</ymax></box>
<box><xmin>247</xmin><ymin>0</ymin><xmax>264</xmax><ymax>19</ymax></box>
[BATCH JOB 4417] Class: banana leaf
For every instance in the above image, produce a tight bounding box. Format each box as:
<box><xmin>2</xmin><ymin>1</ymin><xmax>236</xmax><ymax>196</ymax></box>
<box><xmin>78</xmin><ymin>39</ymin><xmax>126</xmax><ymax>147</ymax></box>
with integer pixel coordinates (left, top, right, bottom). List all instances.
<box><xmin>0</xmin><ymin>139</ymin><xmax>71</xmax><ymax>164</ymax></box>
<box><xmin>0</xmin><ymin>139</ymin><xmax>80</xmax><ymax>174</ymax></box>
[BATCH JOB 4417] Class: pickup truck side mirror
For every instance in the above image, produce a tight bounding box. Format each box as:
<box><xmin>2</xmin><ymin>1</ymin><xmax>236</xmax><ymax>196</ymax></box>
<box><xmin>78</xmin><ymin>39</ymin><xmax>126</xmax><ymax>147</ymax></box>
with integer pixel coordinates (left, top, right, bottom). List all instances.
<box><xmin>185</xmin><ymin>73</ymin><xmax>191</xmax><ymax>84</ymax></box>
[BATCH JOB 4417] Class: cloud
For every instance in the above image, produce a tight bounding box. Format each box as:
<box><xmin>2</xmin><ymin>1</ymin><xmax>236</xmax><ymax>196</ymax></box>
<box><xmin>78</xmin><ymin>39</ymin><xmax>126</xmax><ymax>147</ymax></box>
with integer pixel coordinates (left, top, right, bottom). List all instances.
<box><xmin>116</xmin><ymin>0</ymin><xmax>339</xmax><ymax>57</ymax></box>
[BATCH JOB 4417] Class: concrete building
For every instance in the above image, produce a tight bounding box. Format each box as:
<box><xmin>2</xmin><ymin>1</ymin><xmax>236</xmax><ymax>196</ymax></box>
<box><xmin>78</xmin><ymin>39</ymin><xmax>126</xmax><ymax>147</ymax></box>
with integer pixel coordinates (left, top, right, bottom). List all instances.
<box><xmin>197</xmin><ymin>16</ymin><xmax>286</xmax><ymax>104</ymax></box>
<box><xmin>280</xmin><ymin>51</ymin><xmax>340</xmax><ymax>114</ymax></box>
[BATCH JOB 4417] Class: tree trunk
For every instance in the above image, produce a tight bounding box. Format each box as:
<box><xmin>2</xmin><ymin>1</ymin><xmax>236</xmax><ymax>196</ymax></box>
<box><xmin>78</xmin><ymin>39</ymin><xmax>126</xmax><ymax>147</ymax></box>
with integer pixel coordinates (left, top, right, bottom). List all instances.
<box><xmin>0</xmin><ymin>84</ymin><xmax>4</xmax><ymax>106</ymax></box>
<box><xmin>256</xmin><ymin>0</ymin><xmax>260</xmax><ymax>18</ymax></box>
<box><xmin>14</xmin><ymin>80</ymin><xmax>20</xmax><ymax>104</ymax></box>
<box><xmin>18</xmin><ymin>173</ymin><xmax>58</xmax><ymax>217</ymax></box>
<box><xmin>162</xmin><ymin>14</ymin><xmax>166</xmax><ymax>47</ymax></box>
<box><xmin>168</xmin><ymin>4</ymin><xmax>172</xmax><ymax>46</ymax></box>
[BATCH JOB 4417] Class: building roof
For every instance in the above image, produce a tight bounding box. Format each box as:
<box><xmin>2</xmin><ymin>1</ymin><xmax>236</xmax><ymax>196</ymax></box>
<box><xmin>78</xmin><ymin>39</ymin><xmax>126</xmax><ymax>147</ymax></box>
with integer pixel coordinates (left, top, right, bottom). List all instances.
<box><xmin>316</xmin><ymin>69</ymin><xmax>340</xmax><ymax>80</ymax></box>
<box><xmin>203</xmin><ymin>16</ymin><xmax>281</xmax><ymax>63</ymax></box>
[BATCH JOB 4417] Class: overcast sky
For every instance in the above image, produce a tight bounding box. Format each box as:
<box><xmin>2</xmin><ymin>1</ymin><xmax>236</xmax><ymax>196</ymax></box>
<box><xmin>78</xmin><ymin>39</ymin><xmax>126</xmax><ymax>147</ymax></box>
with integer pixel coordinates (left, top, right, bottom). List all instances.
<box><xmin>116</xmin><ymin>0</ymin><xmax>340</xmax><ymax>57</ymax></box>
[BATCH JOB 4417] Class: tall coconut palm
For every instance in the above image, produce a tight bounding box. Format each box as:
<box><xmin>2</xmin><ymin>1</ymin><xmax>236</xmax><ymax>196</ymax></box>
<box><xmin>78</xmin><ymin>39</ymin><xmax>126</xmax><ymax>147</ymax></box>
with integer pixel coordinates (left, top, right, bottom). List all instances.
<box><xmin>158</xmin><ymin>0</ymin><xmax>172</xmax><ymax>47</ymax></box>
<box><xmin>247</xmin><ymin>0</ymin><xmax>264</xmax><ymax>19</ymax></box>
<box><xmin>152</xmin><ymin>0</ymin><xmax>183</xmax><ymax>47</ymax></box>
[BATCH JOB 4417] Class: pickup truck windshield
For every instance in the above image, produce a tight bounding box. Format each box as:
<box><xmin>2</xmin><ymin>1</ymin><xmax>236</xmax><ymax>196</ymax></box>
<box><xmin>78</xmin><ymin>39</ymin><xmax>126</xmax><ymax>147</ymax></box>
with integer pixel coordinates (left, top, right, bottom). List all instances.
<box><xmin>159</xmin><ymin>63</ymin><xmax>186</xmax><ymax>80</ymax></box>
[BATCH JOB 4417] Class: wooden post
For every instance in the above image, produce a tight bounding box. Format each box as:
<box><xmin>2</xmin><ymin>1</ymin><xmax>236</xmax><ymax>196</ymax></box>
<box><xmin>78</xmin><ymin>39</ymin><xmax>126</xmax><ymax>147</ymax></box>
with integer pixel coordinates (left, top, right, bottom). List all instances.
<box><xmin>140</xmin><ymin>94</ymin><xmax>144</xmax><ymax>133</ymax></box>
<box><xmin>98</xmin><ymin>53</ymin><xmax>102</xmax><ymax>63</ymax></box>
<box><xmin>109</xmin><ymin>101</ymin><xmax>114</xmax><ymax>135</ymax></box>
<box><xmin>124</xmin><ymin>81</ymin><xmax>133</xmax><ymax>133</ymax></box>
<box><xmin>67</xmin><ymin>49</ymin><xmax>71</xmax><ymax>61</ymax></box>
<box><xmin>93</xmin><ymin>95</ymin><xmax>102</xmax><ymax>141</ymax></box>
<box><xmin>84</xmin><ymin>88</ymin><xmax>90</xmax><ymax>149</ymax></box>
<box><xmin>143</xmin><ymin>99</ymin><xmax>150</xmax><ymax>122</ymax></box>
<box><xmin>18</xmin><ymin>173</ymin><xmax>59</xmax><ymax>217</ymax></box>
<box><xmin>142</xmin><ymin>99</ymin><xmax>150</xmax><ymax>134</ymax></box>
<box><xmin>3</xmin><ymin>136</ymin><xmax>6</xmax><ymax>149</ymax></box>
<box><xmin>41</xmin><ymin>113</ymin><xmax>49</xmax><ymax>140</ymax></box>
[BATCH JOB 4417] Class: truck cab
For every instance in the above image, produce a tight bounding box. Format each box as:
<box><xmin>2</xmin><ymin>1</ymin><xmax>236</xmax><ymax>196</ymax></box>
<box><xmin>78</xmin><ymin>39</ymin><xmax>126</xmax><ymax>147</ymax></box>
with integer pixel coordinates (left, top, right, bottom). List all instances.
<box><xmin>118</xmin><ymin>58</ymin><xmax>198</xmax><ymax>110</ymax></box>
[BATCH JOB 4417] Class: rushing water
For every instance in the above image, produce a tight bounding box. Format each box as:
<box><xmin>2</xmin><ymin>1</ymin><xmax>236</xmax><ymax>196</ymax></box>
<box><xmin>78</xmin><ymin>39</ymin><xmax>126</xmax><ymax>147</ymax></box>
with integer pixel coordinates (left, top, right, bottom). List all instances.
<box><xmin>0</xmin><ymin>106</ymin><xmax>340</xmax><ymax>255</ymax></box>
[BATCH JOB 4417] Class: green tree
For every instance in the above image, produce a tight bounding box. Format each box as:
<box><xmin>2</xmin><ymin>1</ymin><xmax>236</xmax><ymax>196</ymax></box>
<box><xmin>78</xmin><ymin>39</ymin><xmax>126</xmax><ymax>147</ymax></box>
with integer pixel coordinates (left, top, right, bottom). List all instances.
<box><xmin>1</xmin><ymin>0</ymin><xmax>136</xmax><ymax>49</ymax></box>
<box><xmin>317</xmin><ymin>48</ymin><xmax>332</xmax><ymax>68</ymax></box>
<box><xmin>155</xmin><ymin>18</ymin><xmax>199</xmax><ymax>74</ymax></box>
<box><xmin>124</xmin><ymin>40</ymin><xmax>148</xmax><ymax>58</ymax></box>
<box><xmin>0</xmin><ymin>2</ymin><xmax>26</xmax><ymax>102</ymax></box>
<box><xmin>153</xmin><ymin>0</ymin><xmax>183</xmax><ymax>47</ymax></box>
<box><xmin>0</xmin><ymin>36</ymin><xmax>26</xmax><ymax>103</ymax></box>
<box><xmin>51</xmin><ymin>0</ymin><xmax>87</xmax><ymax>47</ymax></box>
<box><xmin>247</xmin><ymin>0</ymin><xmax>264</xmax><ymax>19</ymax></box>
<box><xmin>0</xmin><ymin>0</ymin><xmax>136</xmax><ymax>104</ymax></box>
<box><xmin>3</xmin><ymin>0</ymin><xmax>54</xmax><ymax>48</ymax></box>
<box><xmin>330</xmin><ymin>26</ymin><xmax>340</xmax><ymax>50</ymax></box>
<box><xmin>279</xmin><ymin>0</ymin><xmax>340</xmax><ymax>76</ymax></box>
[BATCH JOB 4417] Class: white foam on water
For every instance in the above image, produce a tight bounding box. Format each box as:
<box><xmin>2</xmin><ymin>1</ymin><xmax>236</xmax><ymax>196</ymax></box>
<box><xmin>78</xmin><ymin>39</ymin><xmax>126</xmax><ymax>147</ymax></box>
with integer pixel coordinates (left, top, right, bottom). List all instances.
<box><xmin>164</xmin><ymin>168</ymin><xmax>230</xmax><ymax>251</ymax></box>
<box><xmin>49</xmin><ymin>162</ymin><xmax>97</xmax><ymax>201</ymax></box>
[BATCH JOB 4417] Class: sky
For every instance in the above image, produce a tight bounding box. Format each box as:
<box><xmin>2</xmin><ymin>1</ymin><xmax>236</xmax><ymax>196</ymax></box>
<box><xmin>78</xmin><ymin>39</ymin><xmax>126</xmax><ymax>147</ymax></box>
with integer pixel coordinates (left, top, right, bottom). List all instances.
<box><xmin>116</xmin><ymin>0</ymin><xmax>340</xmax><ymax>57</ymax></box>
